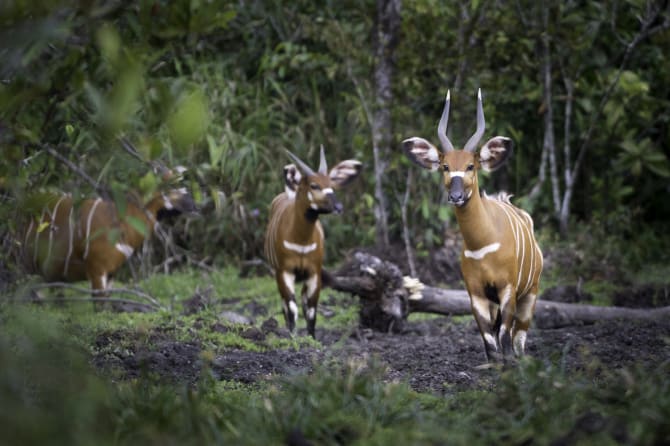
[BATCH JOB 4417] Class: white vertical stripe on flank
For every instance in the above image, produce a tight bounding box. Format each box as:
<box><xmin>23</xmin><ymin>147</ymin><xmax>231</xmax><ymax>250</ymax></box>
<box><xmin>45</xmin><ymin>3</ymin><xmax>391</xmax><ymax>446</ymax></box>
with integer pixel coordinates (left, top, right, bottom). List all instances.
<box><xmin>25</xmin><ymin>220</ymin><xmax>34</xmax><ymax>250</ymax></box>
<box><xmin>496</xmin><ymin>200</ymin><xmax>527</xmax><ymax>292</ymax></box>
<box><xmin>495</xmin><ymin>200</ymin><xmax>518</xmax><ymax>275</ymax></box>
<box><xmin>33</xmin><ymin>210</ymin><xmax>45</xmax><ymax>267</ymax></box>
<box><xmin>45</xmin><ymin>195</ymin><xmax>67</xmax><ymax>271</ymax></box>
<box><xmin>83</xmin><ymin>198</ymin><xmax>102</xmax><ymax>260</ymax></box>
<box><xmin>63</xmin><ymin>205</ymin><xmax>75</xmax><ymax>277</ymax></box>
<box><xmin>525</xmin><ymin>222</ymin><xmax>538</xmax><ymax>296</ymax></box>
<box><xmin>514</xmin><ymin>207</ymin><xmax>526</xmax><ymax>292</ymax></box>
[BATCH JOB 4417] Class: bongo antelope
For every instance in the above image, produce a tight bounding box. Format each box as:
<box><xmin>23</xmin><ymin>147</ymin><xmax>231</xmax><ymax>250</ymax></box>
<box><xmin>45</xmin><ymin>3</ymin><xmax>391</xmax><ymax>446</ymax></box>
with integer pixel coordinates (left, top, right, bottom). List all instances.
<box><xmin>22</xmin><ymin>187</ymin><xmax>195</xmax><ymax>299</ymax></box>
<box><xmin>264</xmin><ymin>147</ymin><xmax>361</xmax><ymax>338</ymax></box>
<box><xmin>402</xmin><ymin>89</ymin><xmax>543</xmax><ymax>361</ymax></box>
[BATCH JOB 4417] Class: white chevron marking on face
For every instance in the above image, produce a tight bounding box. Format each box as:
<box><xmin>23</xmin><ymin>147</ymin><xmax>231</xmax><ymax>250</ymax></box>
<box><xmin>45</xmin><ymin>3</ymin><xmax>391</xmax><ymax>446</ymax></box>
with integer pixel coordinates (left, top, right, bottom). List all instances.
<box><xmin>464</xmin><ymin>242</ymin><xmax>501</xmax><ymax>260</ymax></box>
<box><xmin>283</xmin><ymin>240</ymin><xmax>317</xmax><ymax>254</ymax></box>
<box><xmin>450</xmin><ymin>171</ymin><xmax>465</xmax><ymax>178</ymax></box>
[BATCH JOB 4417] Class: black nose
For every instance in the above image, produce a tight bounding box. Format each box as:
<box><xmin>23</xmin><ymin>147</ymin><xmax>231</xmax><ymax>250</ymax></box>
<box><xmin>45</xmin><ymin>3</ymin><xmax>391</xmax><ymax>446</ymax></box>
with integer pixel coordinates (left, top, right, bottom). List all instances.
<box><xmin>448</xmin><ymin>177</ymin><xmax>465</xmax><ymax>203</ymax></box>
<box><xmin>449</xmin><ymin>191</ymin><xmax>464</xmax><ymax>202</ymax></box>
<box><xmin>328</xmin><ymin>194</ymin><xmax>343</xmax><ymax>214</ymax></box>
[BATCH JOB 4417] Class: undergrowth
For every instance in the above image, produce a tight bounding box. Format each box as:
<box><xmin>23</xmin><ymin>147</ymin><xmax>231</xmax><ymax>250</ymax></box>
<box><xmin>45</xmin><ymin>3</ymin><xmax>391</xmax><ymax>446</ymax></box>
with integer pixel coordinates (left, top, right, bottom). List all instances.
<box><xmin>1</xmin><ymin>304</ymin><xmax>668</xmax><ymax>445</ymax></box>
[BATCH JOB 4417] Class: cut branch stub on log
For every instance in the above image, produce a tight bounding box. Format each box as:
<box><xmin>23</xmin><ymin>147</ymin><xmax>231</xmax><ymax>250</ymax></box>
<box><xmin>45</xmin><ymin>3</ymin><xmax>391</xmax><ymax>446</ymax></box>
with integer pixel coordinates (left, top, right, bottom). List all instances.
<box><xmin>327</xmin><ymin>251</ymin><xmax>670</xmax><ymax>331</ymax></box>
<box><xmin>329</xmin><ymin>252</ymin><xmax>408</xmax><ymax>332</ymax></box>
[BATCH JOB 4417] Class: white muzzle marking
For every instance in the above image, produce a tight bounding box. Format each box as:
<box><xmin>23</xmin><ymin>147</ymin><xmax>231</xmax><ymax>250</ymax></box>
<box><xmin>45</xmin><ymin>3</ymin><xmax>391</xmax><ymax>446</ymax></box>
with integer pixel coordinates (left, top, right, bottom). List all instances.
<box><xmin>464</xmin><ymin>242</ymin><xmax>501</xmax><ymax>260</ymax></box>
<box><xmin>283</xmin><ymin>240</ymin><xmax>317</xmax><ymax>254</ymax></box>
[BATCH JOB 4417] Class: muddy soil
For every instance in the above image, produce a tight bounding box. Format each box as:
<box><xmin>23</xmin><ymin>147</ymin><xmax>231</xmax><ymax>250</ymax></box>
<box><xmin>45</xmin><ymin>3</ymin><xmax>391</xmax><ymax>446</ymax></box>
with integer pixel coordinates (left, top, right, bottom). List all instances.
<box><xmin>93</xmin><ymin>291</ymin><xmax>670</xmax><ymax>395</ymax></box>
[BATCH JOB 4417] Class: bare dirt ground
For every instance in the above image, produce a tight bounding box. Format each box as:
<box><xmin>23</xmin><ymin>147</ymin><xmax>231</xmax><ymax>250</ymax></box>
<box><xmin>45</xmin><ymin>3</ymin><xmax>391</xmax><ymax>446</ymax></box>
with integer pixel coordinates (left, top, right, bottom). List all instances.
<box><xmin>93</xmin><ymin>283</ymin><xmax>670</xmax><ymax>395</ymax></box>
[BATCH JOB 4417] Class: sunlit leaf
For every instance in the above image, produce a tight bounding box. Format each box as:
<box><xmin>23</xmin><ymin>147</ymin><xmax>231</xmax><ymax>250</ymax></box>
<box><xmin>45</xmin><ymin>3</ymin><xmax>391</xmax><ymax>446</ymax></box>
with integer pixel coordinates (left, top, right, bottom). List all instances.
<box><xmin>96</xmin><ymin>24</ymin><xmax>120</xmax><ymax>65</ymax></box>
<box><xmin>126</xmin><ymin>215</ymin><xmax>148</xmax><ymax>238</ymax></box>
<box><xmin>167</xmin><ymin>88</ymin><xmax>210</xmax><ymax>153</ymax></box>
<box><xmin>36</xmin><ymin>221</ymin><xmax>50</xmax><ymax>233</ymax></box>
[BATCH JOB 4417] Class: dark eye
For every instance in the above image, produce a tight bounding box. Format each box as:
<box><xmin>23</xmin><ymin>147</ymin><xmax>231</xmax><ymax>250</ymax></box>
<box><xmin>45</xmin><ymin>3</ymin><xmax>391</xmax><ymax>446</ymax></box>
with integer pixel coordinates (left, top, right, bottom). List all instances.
<box><xmin>442</xmin><ymin>164</ymin><xmax>449</xmax><ymax>172</ymax></box>
<box><xmin>466</xmin><ymin>164</ymin><xmax>475</xmax><ymax>171</ymax></box>
<box><xmin>310</xmin><ymin>183</ymin><xmax>321</xmax><ymax>190</ymax></box>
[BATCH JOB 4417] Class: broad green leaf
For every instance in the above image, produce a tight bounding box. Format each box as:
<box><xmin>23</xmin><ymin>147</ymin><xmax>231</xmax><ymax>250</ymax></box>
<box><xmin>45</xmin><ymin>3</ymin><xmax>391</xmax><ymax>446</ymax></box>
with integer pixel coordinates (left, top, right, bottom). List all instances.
<box><xmin>168</xmin><ymin>88</ymin><xmax>210</xmax><ymax>153</ymax></box>
<box><xmin>96</xmin><ymin>24</ymin><xmax>120</xmax><ymax>65</ymax></box>
<box><xmin>126</xmin><ymin>216</ymin><xmax>148</xmax><ymax>238</ymax></box>
<box><xmin>207</xmin><ymin>134</ymin><xmax>224</xmax><ymax>166</ymax></box>
<box><xmin>647</xmin><ymin>162</ymin><xmax>670</xmax><ymax>178</ymax></box>
<box><xmin>111</xmin><ymin>183</ymin><xmax>127</xmax><ymax>218</ymax></box>
<box><xmin>139</xmin><ymin>171</ymin><xmax>158</xmax><ymax>196</ymax></box>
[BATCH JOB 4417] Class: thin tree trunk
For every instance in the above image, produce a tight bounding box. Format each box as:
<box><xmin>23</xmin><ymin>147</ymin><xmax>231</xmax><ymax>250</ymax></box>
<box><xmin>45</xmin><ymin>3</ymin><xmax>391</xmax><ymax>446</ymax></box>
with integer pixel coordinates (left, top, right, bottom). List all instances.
<box><xmin>400</xmin><ymin>169</ymin><xmax>416</xmax><ymax>277</ymax></box>
<box><xmin>558</xmin><ymin>2</ymin><xmax>670</xmax><ymax>234</ymax></box>
<box><xmin>541</xmin><ymin>3</ymin><xmax>561</xmax><ymax>216</ymax></box>
<box><xmin>371</xmin><ymin>0</ymin><xmax>401</xmax><ymax>247</ymax></box>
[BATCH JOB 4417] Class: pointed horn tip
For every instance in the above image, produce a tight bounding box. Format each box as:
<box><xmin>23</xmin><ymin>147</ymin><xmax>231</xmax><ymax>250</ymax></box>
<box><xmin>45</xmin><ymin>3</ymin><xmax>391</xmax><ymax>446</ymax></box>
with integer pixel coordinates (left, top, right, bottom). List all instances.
<box><xmin>477</xmin><ymin>88</ymin><xmax>482</xmax><ymax>99</ymax></box>
<box><xmin>446</xmin><ymin>90</ymin><xmax>451</xmax><ymax>101</ymax></box>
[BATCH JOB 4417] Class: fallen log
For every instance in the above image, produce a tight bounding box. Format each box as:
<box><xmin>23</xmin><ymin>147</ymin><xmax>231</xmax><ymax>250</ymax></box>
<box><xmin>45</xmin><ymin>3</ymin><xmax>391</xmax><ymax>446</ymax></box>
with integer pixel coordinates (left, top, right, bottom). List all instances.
<box><xmin>326</xmin><ymin>251</ymin><xmax>670</xmax><ymax>331</ymax></box>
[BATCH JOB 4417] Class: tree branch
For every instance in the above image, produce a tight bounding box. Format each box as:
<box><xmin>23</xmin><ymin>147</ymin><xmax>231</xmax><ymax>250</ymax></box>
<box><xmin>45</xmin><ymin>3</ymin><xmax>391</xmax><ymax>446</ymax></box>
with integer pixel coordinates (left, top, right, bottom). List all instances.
<box><xmin>565</xmin><ymin>3</ymin><xmax>670</xmax><ymax>221</ymax></box>
<box><xmin>45</xmin><ymin>145</ymin><xmax>109</xmax><ymax>198</ymax></box>
<box><xmin>28</xmin><ymin>282</ymin><xmax>163</xmax><ymax>309</ymax></box>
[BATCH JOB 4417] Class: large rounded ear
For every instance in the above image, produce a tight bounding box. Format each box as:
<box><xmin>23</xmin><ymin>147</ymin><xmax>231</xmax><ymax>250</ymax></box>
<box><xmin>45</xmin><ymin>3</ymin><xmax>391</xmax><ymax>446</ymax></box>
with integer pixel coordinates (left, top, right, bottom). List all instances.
<box><xmin>402</xmin><ymin>137</ymin><xmax>441</xmax><ymax>171</ymax></box>
<box><xmin>329</xmin><ymin>160</ymin><xmax>362</xmax><ymax>188</ymax></box>
<box><xmin>478</xmin><ymin>136</ymin><xmax>513</xmax><ymax>172</ymax></box>
<box><xmin>284</xmin><ymin>164</ymin><xmax>302</xmax><ymax>199</ymax></box>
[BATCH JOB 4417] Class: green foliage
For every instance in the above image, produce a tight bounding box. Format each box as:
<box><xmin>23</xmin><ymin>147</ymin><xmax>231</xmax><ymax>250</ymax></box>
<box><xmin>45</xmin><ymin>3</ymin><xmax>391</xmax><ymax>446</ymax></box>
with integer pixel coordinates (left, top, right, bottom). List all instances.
<box><xmin>2</xmin><ymin>304</ymin><xmax>669</xmax><ymax>446</ymax></box>
<box><xmin>1</xmin><ymin>0</ymin><xmax>669</xmax><ymax>271</ymax></box>
<box><xmin>539</xmin><ymin>214</ymin><xmax>670</xmax><ymax>302</ymax></box>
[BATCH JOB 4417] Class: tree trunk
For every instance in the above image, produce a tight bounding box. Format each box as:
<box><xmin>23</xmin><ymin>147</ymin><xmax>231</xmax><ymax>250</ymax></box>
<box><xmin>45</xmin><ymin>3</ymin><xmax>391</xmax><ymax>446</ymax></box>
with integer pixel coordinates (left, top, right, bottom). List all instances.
<box><xmin>557</xmin><ymin>3</ymin><xmax>670</xmax><ymax>235</ymax></box>
<box><xmin>540</xmin><ymin>2</ymin><xmax>561</xmax><ymax>217</ymax></box>
<box><xmin>327</xmin><ymin>252</ymin><xmax>670</xmax><ymax>331</ymax></box>
<box><xmin>371</xmin><ymin>0</ymin><xmax>401</xmax><ymax>248</ymax></box>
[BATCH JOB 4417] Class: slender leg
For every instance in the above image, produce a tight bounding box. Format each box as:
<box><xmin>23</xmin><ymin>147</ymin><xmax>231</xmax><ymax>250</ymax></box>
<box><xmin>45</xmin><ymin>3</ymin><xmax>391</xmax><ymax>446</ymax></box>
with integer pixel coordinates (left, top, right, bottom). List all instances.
<box><xmin>301</xmin><ymin>274</ymin><xmax>320</xmax><ymax>338</ymax></box>
<box><xmin>89</xmin><ymin>270</ymin><xmax>108</xmax><ymax>310</ymax></box>
<box><xmin>498</xmin><ymin>284</ymin><xmax>516</xmax><ymax>359</ymax></box>
<box><xmin>276</xmin><ymin>271</ymin><xmax>298</xmax><ymax>333</ymax></box>
<box><xmin>470</xmin><ymin>293</ymin><xmax>501</xmax><ymax>362</ymax></box>
<box><xmin>512</xmin><ymin>289</ymin><xmax>538</xmax><ymax>356</ymax></box>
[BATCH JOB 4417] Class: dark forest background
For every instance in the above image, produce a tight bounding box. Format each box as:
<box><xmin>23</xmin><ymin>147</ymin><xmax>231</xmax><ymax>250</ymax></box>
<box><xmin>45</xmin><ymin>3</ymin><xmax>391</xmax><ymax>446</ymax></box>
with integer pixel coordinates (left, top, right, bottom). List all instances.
<box><xmin>2</xmin><ymin>0</ymin><xmax>670</xmax><ymax>280</ymax></box>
